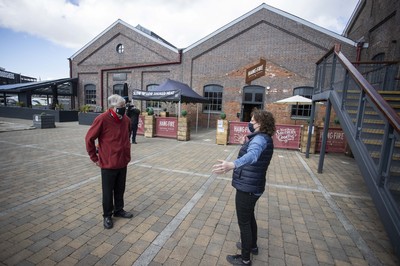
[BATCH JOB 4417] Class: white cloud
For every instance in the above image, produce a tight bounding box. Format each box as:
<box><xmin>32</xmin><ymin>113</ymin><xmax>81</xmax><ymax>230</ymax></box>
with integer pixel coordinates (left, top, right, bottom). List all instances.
<box><xmin>0</xmin><ymin>0</ymin><xmax>359</xmax><ymax>49</ymax></box>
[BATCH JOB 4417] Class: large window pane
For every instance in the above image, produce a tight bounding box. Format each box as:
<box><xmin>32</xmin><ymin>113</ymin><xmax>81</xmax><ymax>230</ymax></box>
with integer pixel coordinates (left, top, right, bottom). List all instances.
<box><xmin>84</xmin><ymin>84</ymin><xmax>96</xmax><ymax>105</ymax></box>
<box><xmin>291</xmin><ymin>86</ymin><xmax>313</xmax><ymax>118</ymax></box>
<box><xmin>113</xmin><ymin>84</ymin><xmax>124</xmax><ymax>96</ymax></box>
<box><xmin>243</xmin><ymin>86</ymin><xmax>264</xmax><ymax>103</ymax></box>
<box><xmin>204</xmin><ymin>85</ymin><xmax>223</xmax><ymax>113</ymax></box>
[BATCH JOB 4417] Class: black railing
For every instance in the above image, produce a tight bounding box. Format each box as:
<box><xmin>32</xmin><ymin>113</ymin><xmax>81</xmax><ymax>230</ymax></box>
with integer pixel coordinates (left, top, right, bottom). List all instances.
<box><xmin>309</xmin><ymin>45</ymin><xmax>400</xmax><ymax>258</ymax></box>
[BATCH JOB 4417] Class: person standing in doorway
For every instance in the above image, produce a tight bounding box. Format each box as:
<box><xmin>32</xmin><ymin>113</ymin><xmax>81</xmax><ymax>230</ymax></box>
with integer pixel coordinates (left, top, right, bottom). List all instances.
<box><xmin>212</xmin><ymin>109</ymin><xmax>275</xmax><ymax>265</ymax></box>
<box><xmin>85</xmin><ymin>94</ymin><xmax>133</xmax><ymax>229</ymax></box>
<box><xmin>126</xmin><ymin>99</ymin><xmax>140</xmax><ymax>144</ymax></box>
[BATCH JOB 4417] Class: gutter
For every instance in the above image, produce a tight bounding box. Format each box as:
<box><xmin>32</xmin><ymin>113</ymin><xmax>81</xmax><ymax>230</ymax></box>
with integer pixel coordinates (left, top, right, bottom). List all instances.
<box><xmin>100</xmin><ymin>49</ymin><xmax>183</xmax><ymax>109</ymax></box>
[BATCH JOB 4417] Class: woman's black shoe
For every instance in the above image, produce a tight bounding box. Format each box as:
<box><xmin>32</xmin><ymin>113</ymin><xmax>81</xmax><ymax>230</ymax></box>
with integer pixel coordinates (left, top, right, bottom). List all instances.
<box><xmin>114</xmin><ymin>210</ymin><xmax>133</xmax><ymax>218</ymax></box>
<box><xmin>236</xmin><ymin>242</ymin><xmax>259</xmax><ymax>255</ymax></box>
<box><xmin>226</xmin><ymin>254</ymin><xmax>252</xmax><ymax>265</ymax></box>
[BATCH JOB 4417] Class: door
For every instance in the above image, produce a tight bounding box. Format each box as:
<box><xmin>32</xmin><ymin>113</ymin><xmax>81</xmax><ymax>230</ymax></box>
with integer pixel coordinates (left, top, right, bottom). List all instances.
<box><xmin>241</xmin><ymin>85</ymin><xmax>265</xmax><ymax>122</ymax></box>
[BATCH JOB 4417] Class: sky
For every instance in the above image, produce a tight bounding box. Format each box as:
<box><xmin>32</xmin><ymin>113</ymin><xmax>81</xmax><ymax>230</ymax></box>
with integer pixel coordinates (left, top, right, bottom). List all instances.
<box><xmin>0</xmin><ymin>0</ymin><xmax>359</xmax><ymax>81</ymax></box>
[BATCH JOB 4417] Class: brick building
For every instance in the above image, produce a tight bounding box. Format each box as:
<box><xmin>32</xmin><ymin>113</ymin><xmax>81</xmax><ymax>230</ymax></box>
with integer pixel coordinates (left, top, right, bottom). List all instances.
<box><xmin>70</xmin><ymin>3</ymin><xmax>359</xmax><ymax>128</ymax></box>
<box><xmin>343</xmin><ymin>0</ymin><xmax>400</xmax><ymax>62</ymax></box>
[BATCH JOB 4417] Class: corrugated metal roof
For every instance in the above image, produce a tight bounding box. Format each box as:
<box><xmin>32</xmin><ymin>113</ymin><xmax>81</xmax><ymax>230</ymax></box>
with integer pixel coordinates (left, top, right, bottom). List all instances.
<box><xmin>0</xmin><ymin>78</ymin><xmax>77</xmax><ymax>94</ymax></box>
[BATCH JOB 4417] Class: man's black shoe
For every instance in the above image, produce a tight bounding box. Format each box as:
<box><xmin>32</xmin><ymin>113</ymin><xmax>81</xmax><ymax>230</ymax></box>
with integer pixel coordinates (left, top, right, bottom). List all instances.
<box><xmin>236</xmin><ymin>242</ymin><xmax>259</xmax><ymax>255</ymax></box>
<box><xmin>103</xmin><ymin>216</ymin><xmax>113</xmax><ymax>229</ymax></box>
<box><xmin>114</xmin><ymin>210</ymin><xmax>133</xmax><ymax>218</ymax></box>
<box><xmin>226</xmin><ymin>254</ymin><xmax>252</xmax><ymax>265</ymax></box>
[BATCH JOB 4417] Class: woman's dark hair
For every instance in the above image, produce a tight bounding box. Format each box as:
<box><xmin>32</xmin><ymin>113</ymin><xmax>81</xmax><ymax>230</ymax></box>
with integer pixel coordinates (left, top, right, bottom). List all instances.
<box><xmin>251</xmin><ymin>109</ymin><xmax>276</xmax><ymax>136</ymax></box>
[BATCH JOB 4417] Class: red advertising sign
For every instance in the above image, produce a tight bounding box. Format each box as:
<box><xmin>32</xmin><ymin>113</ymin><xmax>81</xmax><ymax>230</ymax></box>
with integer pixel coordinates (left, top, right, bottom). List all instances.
<box><xmin>155</xmin><ymin>117</ymin><xmax>178</xmax><ymax>138</ymax></box>
<box><xmin>316</xmin><ymin>127</ymin><xmax>346</xmax><ymax>153</ymax></box>
<box><xmin>137</xmin><ymin>115</ymin><xmax>145</xmax><ymax>135</ymax></box>
<box><xmin>272</xmin><ymin>125</ymin><xmax>301</xmax><ymax>149</ymax></box>
<box><xmin>228</xmin><ymin>122</ymin><xmax>301</xmax><ymax>150</ymax></box>
<box><xmin>229</xmin><ymin>122</ymin><xmax>250</xmax><ymax>144</ymax></box>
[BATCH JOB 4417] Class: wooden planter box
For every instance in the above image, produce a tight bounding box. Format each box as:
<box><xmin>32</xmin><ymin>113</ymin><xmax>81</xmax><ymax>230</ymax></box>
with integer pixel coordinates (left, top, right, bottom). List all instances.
<box><xmin>144</xmin><ymin>115</ymin><xmax>155</xmax><ymax>138</ymax></box>
<box><xmin>33</xmin><ymin>114</ymin><xmax>55</xmax><ymax>129</ymax></box>
<box><xmin>216</xmin><ymin>119</ymin><xmax>228</xmax><ymax>145</ymax></box>
<box><xmin>177</xmin><ymin>117</ymin><xmax>190</xmax><ymax>141</ymax></box>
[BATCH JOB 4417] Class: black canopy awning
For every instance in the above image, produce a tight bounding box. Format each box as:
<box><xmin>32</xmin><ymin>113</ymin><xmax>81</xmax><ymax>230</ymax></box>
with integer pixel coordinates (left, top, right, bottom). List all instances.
<box><xmin>0</xmin><ymin>78</ymin><xmax>78</xmax><ymax>96</ymax></box>
<box><xmin>132</xmin><ymin>89</ymin><xmax>181</xmax><ymax>101</ymax></box>
<box><xmin>132</xmin><ymin>79</ymin><xmax>209</xmax><ymax>103</ymax></box>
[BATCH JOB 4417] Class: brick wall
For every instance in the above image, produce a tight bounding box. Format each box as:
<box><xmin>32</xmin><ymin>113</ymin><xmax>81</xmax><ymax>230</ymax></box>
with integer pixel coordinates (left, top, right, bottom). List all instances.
<box><xmin>71</xmin><ymin>6</ymin><xmax>356</xmax><ymax>128</ymax></box>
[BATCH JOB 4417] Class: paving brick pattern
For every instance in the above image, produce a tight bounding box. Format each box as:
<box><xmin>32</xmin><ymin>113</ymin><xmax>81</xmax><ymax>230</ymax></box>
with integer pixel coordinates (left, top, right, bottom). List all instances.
<box><xmin>0</xmin><ymin>118</ymin><xmax>398</xmax><ymax>265</ymax></box>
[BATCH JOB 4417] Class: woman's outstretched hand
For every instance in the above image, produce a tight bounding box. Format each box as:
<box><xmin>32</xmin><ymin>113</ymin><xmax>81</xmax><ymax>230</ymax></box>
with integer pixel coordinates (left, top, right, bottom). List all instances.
<box><xmin>212</xmin><ymin>160</ymin><xmax>235</xmax><ymax>175</ymax></box>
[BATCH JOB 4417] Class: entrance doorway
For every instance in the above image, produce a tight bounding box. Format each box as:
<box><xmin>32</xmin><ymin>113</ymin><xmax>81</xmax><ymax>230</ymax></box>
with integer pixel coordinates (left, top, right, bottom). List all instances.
<box><xmin>240</xmin><ymin>85</ymin><xmax>265</xmax><ymax>122</ymax></box>
<box><xmin>242</xmin><ymin>104</ymin><xmax>263</xmax><ymax>122</ymax></box>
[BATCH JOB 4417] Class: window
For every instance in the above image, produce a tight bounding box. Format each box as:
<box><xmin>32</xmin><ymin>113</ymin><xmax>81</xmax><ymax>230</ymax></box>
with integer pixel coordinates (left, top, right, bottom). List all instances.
<box><xmin>243</xmin><ymin>86</ymin><xmax>264</xmax><ymax>103</ymax></box>
<box><xmin>116</xmin><ymin>44</ymin><xmax>124</xmax><ymax>54</ymax></box>
<box><xmin>84</xmin><ymin>84</ymin><xmax>96</xmax><ymax>105</ymax></box>
<box><xmin>203</xmin><ymin>85</ymin><xmax>223</xmax><ymax>113</ymax></box>
<box><xmin>113</xmin><ymin>84</ymin><xmax>124</xmax><ymax>96</ymax></box>
<box><xmin>146</xmin><ymin>84</ymin><xmax>160</xmax><ymax>110</ymax></box>
<box><xmin>291</xmin><ymin>86</ymin><xmax>313</xmax><ymax>118</ymax></box>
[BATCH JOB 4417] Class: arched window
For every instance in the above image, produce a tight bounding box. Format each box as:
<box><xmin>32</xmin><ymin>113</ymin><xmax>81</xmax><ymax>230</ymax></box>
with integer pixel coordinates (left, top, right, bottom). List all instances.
<box><xmin>113</xmin><ymin>84</ymin><xmax>124</xmax><ymax>96</ymax></box>
<box><xmin>292</xmin><ymin>86</ymin><xmax>313</xmax><ymax>119</ymax></box>
<box><xmin>84</xmin><ymin>84</ymin><xmax>96</xmax><ymax>105</ymax></box>
<box><xmin>243</xmin><ymin>85</ymin><xmax>264</xmax><ymax>104</ymax></box>
<box><xmin>203</xmin><ymin>84</ymin><xmax>223</xmax><ymax>113</ymax></box>
<box><xmin>369</xmin><ymin>53</ymin><xmax>386</xmax><ymax>89</ymax></box>
<box><xmin>116</xmin><ymin>44</ymin><xmax>124</xmax><ymax>54</ymax></box>
<box><xmin>372</xmin><ymin>53</ymin><xmax>385</xmax><ymax>62</ymax></box>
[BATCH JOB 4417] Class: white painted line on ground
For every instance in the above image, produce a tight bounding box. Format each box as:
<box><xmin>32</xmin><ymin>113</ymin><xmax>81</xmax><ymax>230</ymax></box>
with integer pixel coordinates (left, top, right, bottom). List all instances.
<box><xmin>295</xmin><ymin>152</ymin><xmax>382</xmax><ymax>266</ymax></box>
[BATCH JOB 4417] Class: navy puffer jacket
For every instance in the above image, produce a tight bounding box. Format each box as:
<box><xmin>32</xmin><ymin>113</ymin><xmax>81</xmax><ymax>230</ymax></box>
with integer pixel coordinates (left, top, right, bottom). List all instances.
<box><xmin>232</xmin><ymin>132</ymin><xmax>273</xmax><ymax>194</ymax></box>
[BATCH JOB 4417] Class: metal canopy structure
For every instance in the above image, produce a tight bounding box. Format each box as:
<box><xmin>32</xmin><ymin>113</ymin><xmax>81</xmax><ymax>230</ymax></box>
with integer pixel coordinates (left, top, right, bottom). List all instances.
<box><xmin>0</xmin><ymin>78</ymin><xmax>78</xmax><ymax>95</ymax></box>
<box><xmin>0</xmin><ymin>78</ymin><xmax>78</xmax><ymax>109</ymax></box>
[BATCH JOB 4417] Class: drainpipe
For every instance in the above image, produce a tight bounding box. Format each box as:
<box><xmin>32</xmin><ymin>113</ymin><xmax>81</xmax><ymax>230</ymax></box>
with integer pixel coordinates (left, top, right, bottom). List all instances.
<box><xmin>68</xmin><ymin>58</ymin><xmax>72</xmax><ymax>78</ymax></box>
<box><xmin>356</xmin><ymin>41</ymin><xmax>364</xmax><ymax>63</ymax></box>
<box><xmin>100</xmin><ymin>49</ymin><xmax>183</xmax><ymax>109</ymax></box>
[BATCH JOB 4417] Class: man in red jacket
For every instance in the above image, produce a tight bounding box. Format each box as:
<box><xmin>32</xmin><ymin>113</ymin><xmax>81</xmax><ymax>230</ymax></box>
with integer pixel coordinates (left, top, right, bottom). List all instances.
<box><xmin>85</xmin><ymin>94</ymin><xmax>133</xmax><ymax>229</ymax></box>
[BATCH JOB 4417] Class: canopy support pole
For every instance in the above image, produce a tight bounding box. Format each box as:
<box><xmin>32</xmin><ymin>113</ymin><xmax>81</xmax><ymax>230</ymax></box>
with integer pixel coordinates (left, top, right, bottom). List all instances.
<box><xmin>196</xmin><ymin>104</ymin><xmax>199</xmax><ymax>133</ymax></box>
<box><xmin>207</xmin><ymin>108</ymin><xmax>211</xmax><ymax>128</ymax></box>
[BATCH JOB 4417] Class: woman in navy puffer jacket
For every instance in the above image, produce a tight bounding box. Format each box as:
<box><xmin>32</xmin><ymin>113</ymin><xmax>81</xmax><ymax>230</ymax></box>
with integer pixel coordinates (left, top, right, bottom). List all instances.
<box><xmin>213</xmin><ymin>109</ymin><xmax>275</xmax><ymax>266</ymax></box>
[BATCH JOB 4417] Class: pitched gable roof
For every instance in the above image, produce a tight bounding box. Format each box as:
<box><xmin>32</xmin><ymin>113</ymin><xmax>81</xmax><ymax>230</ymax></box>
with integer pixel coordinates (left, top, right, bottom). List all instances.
<box><xmin>70</xmin><ymin>19</ymin><xmax>179</xmax><ymax>60</ymax></box>
<box><xmin>184</xmin><ymin>3</ymin><xmax>357</xmax><ymax>52</ymax></box>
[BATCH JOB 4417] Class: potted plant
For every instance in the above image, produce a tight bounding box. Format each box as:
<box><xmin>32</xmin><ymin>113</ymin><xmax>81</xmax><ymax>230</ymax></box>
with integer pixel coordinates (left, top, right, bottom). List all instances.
<box><xmin>78</xmin><ymin>105</ymin><xmax>101</xmax><ymax>125</ymax></box>
<box><xmin>334</xmin><ymin>117</ymin><xmax>340</xmax><ymax>125</ymax></box>
<box><xmin>220</xmin><ymin>112</ymin><xmax>226</xmax><ymax>120</ymax></box>
<box><xmin>181</xmin><ymin>110</ymin><xmax>187</xmax><ymax>117</ymax></box>
<box><xmin>55</xmin><ymin>103</ymin><xmax>64</xmax><ymax>110</ymax></box>
<box><xmin>147</xmin><ymin>107</ymin><xmax>154</xmax><ymax>116</ymax></box>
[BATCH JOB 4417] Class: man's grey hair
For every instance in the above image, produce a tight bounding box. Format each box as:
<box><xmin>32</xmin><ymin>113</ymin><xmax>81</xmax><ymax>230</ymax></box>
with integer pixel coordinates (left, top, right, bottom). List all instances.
<box><xmin>108</xmin><ymin>94</ymin><xmax>125</xmax><ymax>108</ymax></box>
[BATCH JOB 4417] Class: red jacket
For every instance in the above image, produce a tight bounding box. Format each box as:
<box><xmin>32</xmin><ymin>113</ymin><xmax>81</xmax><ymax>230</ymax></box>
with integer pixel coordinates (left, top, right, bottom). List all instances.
<box><xmin>85</xmin><ymin>111</ymin><xmax>131</xmax><ymax>169</ymax></box>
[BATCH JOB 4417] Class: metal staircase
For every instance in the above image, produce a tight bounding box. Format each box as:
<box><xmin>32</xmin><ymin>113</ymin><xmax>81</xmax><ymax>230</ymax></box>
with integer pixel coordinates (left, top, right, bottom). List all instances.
<box><xmin>306</xmin><ymin>45</ymin><xmax>400</xmax><ymax>258</ymax></box>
